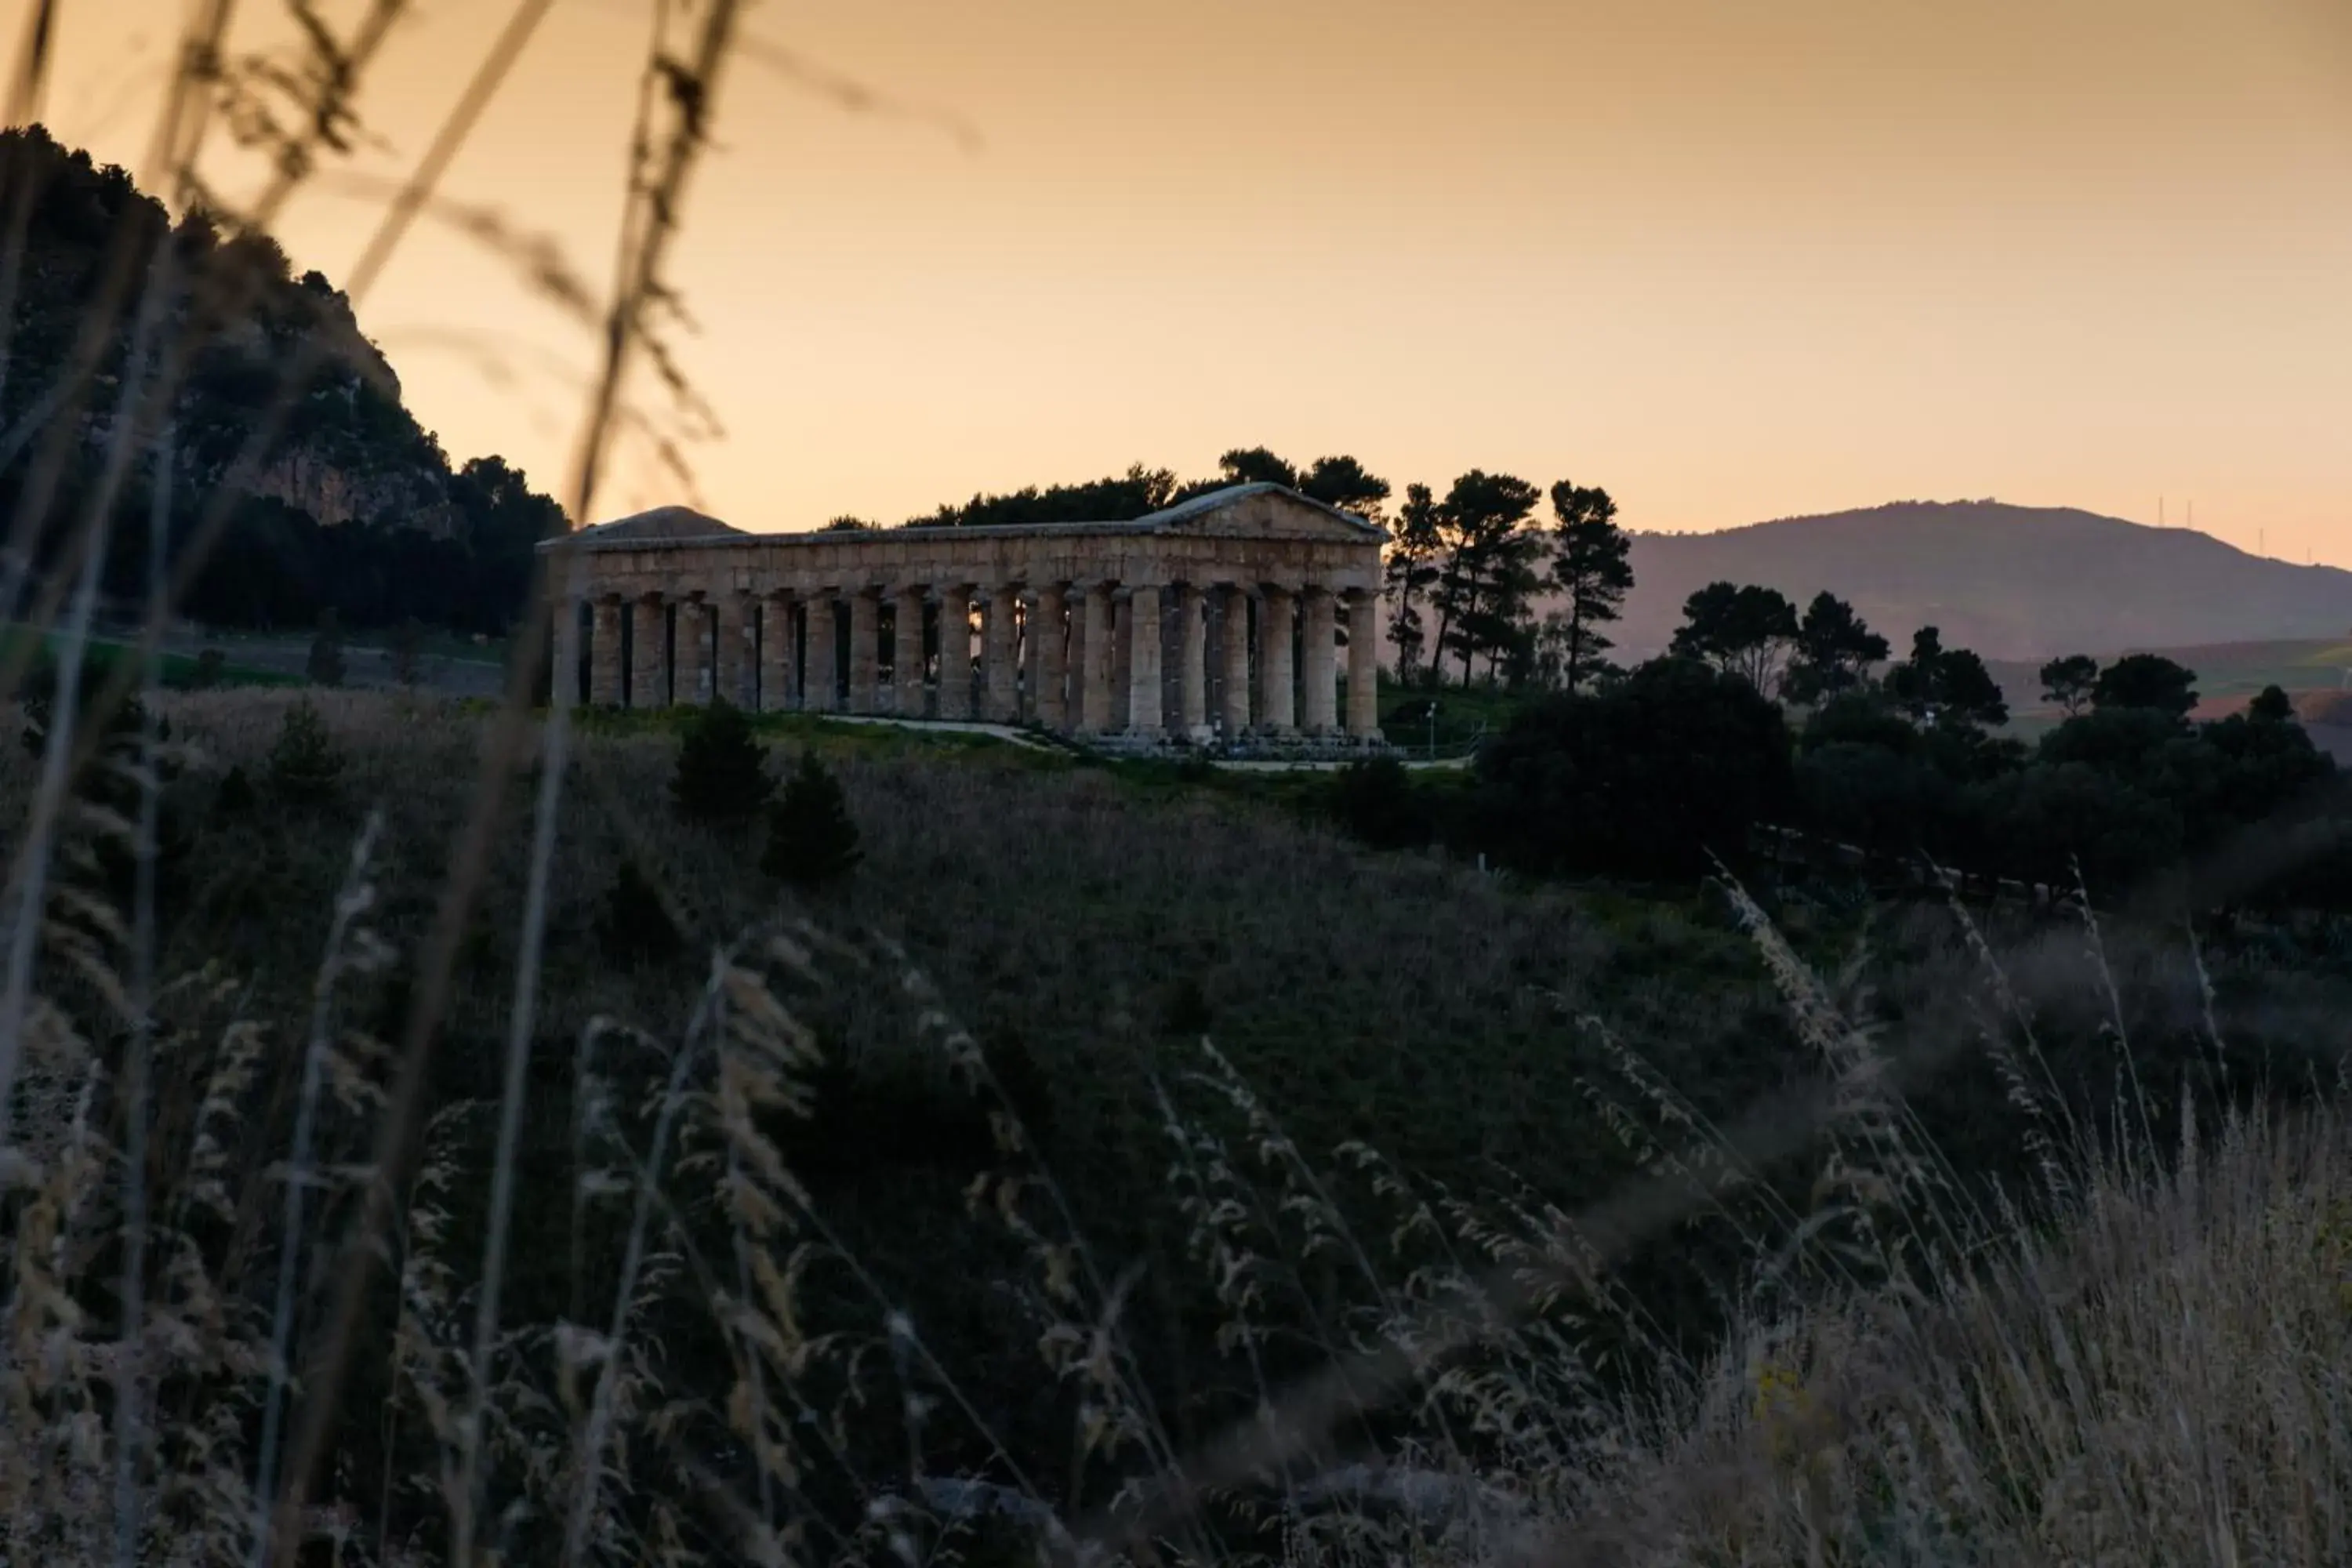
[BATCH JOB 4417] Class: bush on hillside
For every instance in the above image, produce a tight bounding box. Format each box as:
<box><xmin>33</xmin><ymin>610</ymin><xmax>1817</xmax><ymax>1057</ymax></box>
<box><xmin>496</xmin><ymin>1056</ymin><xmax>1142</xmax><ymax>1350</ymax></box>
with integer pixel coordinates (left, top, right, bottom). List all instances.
<box><xmin>1794</xmin><ymin>740</ymin><xmax>1958</xmax><ymax>863</ymax></box>
<box><xmin>597</xmin><ymin>857</ymin><xmax>685</xmax><ymax>967</ymax></box>
<box><xmin>1472</xmin><ymin>655</ymin><xmax>1793</xmax><ymax>880</ymax></box>
<box><xmin>671</xmin><ymin>699</ymin><xmax>773</xmax><ymax>823</ymax></box>
<box><xmin>760</xmin><ymin>753</ymin><xmax>861</xmax><ymax>888</ymax></box>
<box><xmin>266</xmin><ymin>699</ymin><xmax>344</xmax><ymax>803</ymax></box>
<box><xmin>1965</xmin><ymin>761</ymin><xmax>2183</xmax><ymax>893</ymax></box>
<box><xmin>212</xmin><ymin>764</ymin><xmax>256</xmax><ymax>818</ymax></box>
<box><xmin>1326</xmin><ymin>755</ymin><xmax>1435</xmax><ymax>851</ymax></box>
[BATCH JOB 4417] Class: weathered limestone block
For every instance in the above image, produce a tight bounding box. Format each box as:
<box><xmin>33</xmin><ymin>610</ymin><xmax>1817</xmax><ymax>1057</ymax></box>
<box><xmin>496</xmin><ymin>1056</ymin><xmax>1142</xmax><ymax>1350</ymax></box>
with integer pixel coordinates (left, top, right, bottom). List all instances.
<box><xmin>804</xmin><ymin>595</ymin><xmax>838</xmax><ymax>713</ymax></box>
<box><xmin>679</xmin><ymin>596</ymin><xmax>713</xmax><ymax>706</ymax></box>
<box><xmin>935</xmin><ymin>590</ymin><xmax>971</xmax><ymax>719</ymax></box>
<box><xmin>1346</xmin><ymin>590</ymin><xmax>1382</xmax><ymax>739</ymax></box>
<box><xmin>1259</xmin><ymin>587</ymin><xmax>1296</xmax><ymax>732</ymax></box>
<box><xmin>1029</xmin><ymin>585</ymin><xmax>1068</xmax><ymax>729</ymax></box>
<box><xmin>1176</xmin><ymin>584</ymin><xmax>1210</xmax><ymax>741</ymax></box>
<box><xmin>714</xmin><ymin>592</ymin><xmax>749</xmax><ymax>708</ymax></box>
<box><xmin>631</xmin><ymin>593</ymin><xmax>668</xmax><ymax>709</ymax></box>
<box><xmin>1219</xmin><ymin>586</ymin><xmax>1251</xmax><ymax>738</ymax></box>
<box><xmin>893</xmin><ymin>589</ymin><xmax>927</xmax><ymax>715</ymax></box>
<box><xmin>590</xmin><ymin>597</ymin><xmax>622</xmax><ymax>707</ymax></box>
<box><xmin>1301</xmin><ymin>588</ymin><xmax>1338</xmax><ymax>735</ymax></box>
<box><xmin>1127</xmin><ymin>586</ymin><xmax>1163</xmax><ymax>737</ymax></box>
<box><xmin>760</xmin><ymin>592</ymin><xmax>794</xmax><ymax>711</ymax></box>
<box><xmin>984</xmin><ymin>586</ymin><xmax>1020</xmax><ymax>723</ymax></box>
<box><xmin>848</xmin><ymin>591</ymin><xmax>880</xmax><ymax>713</ymax></box>
<box><xmin>1079</xmin><ymin>584</ymin><xmax>1115</xmax><ymax>733</ymax></box>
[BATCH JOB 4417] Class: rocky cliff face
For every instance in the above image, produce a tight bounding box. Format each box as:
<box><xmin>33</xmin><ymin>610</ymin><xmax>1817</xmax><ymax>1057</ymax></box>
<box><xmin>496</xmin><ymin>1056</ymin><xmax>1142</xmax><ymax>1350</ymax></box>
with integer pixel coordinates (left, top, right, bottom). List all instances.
<box><xmin>8</xmin><ymin>125</ymin><xmax>477</xmax><ymax>541</ymax></box>
<box><xmin>243</xmin><ymin>440</ymin><xmax>459</xmax><ymax>536</ymax></box>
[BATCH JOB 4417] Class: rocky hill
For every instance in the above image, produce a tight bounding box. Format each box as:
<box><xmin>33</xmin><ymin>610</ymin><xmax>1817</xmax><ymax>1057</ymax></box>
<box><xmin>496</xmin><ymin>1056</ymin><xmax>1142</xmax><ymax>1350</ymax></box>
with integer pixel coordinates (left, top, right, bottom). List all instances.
<box><xmin>1609</xmin><ymin>500</ymin><xmax>2352</xmax><ymax>662</ymax></box>
<box><xmin>0</xmin><ymin>125</ymin><xmax>564</xmax><ymax>631</ymax></box>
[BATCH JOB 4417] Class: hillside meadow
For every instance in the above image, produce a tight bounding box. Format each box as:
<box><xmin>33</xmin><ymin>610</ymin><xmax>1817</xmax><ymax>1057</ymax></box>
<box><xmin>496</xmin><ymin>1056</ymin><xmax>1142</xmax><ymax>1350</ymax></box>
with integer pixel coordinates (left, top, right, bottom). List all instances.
<box><xmin>8</xmin><ymin>687</ymin><xmax>2352</xmax><ymax>1563</ymax></box>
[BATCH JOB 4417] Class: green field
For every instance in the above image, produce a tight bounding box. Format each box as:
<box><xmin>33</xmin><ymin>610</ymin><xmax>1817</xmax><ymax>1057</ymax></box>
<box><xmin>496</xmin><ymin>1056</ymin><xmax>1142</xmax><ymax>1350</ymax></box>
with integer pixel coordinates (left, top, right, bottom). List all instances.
<box><xmin>1</xmin><ymin>622</ymin><xmax>299</xmax><ymax>689</ymax></box>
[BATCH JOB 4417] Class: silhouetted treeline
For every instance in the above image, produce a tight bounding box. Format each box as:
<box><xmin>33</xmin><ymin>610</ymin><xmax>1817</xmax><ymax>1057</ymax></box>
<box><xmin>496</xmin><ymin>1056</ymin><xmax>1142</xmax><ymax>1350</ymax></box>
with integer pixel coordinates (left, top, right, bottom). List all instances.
<box><xmin>1333</xmin><ymin>627</ymin><xmax>2351</xmax><ymax>913</ymax></box>
<box><xmin>0</xmin><ymin>126</ymin><xmax>567</xmax><ymax>633</ymax></box>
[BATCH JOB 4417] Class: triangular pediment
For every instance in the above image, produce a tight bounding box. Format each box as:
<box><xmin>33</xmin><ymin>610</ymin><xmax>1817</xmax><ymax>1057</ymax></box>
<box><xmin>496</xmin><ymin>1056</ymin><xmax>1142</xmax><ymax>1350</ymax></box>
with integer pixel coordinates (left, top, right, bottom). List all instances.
<box><xmin>1142</xmin><ymin>483</ymin><xmax>1383</xmax><ymax>542</ymax></box>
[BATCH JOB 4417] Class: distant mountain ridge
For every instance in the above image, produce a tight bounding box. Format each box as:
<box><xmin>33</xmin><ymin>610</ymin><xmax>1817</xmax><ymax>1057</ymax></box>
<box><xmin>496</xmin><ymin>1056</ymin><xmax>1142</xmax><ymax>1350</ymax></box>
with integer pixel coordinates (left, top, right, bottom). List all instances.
<box><xmin>1609</xmin><ymin>500</ymin><xmax>2352</xmax><ymax>662</ymax></box>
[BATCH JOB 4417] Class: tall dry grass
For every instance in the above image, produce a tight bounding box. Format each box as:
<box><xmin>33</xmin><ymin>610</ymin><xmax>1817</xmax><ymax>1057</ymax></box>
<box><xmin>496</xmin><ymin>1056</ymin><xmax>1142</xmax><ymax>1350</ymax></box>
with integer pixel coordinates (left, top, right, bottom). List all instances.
<box><xmin>5</xmin><ymin>684</ymin><xmax>2349</xmax><ymax>1564</ymax></box>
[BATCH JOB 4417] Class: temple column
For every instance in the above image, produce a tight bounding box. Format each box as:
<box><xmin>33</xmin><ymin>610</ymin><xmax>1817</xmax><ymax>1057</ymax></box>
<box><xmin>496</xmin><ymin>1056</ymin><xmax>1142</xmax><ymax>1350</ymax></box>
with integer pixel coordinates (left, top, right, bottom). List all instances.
<box><xmin>631</xmin><ymin>593</ymin><xmax>668</xmax><ymax>709</ymax></box>
<box><xmin>1346</xmin><ymin>590</ymin><xmax>1383</xmax><ymax>739</ymax></box>
<box><xmin>1079</xmin><ymin>583</ymin><xmax>1116</xmax><ymax>734</ymax></box>
<box><xmin>893</xmin><ymin>588</ymin><xmax>927</xmax><ymax>715</ymax></box>
<box><xmin>804</xmin><ymin>593</ymin><xmax>838</xmax><ymax>713</ymax></box>
<box><xmin>734</xmin><ymin>593</ymin><xmax>760</xmax><ymax>706</ymax></box>
<box><xmin>848</xmin><ymin>590</ymin><xmax>880</xmax><ymax>713</ymax></box>
<box><xmin>590</xmin><ymin>597</ymin><xmax>622</xmax><ymax>706</ymax></box>
<box><xmin>680</xmin><ymin>594</ymin><xmax>713</xmax><ymax>705</ymax></box>
<box><xmin>935</xmin><ymin>587</ymin><xmax>970</xmax><ymax>719</ymax></box>
<box><xmin>1301</xmin><ymin>587</ymin><xmax>1338</xmax><ymax>734</ymax></box>
<box><xmin>759</xmin><ymin>592</ymin><xmax>795</xmax><ymax>712</ymax></box>
<box><xmin>1259</xmin><ymin>586</ymin><xmax>1296</xmax><ymax>732</ymax></box>
<box><xmin>1219</xmin><ymin>586</ymin><xmax>1250</xmax><ymax>739</ymax></box>
<box><xmin>1028</xmin><ymin>585</ymin><xmax>1068</xmax><ymax>730</ymax></box>
<box><xmin>983</xmin><ymin>586</ymin><xmax>1021</xmax><ymax>723</ymax></box>
<box><xmin>1127</xmin><ymin>585</ymin><xmax>1163</xmax><ymax>739</ymax></box>
<box><xmin>1175</xmin><ymin>584</ymin><xmax>1210</xmax><ymax>741</ymax></box>
<box><xmin>713</xmin><ymin>591</ymin><xmax>749</xmax><ymax>708</ymax></box>
<box><xmin>1111</xmin><ymin>595</ymin><xmax>1133</xmax><ymax>731</ymax></box>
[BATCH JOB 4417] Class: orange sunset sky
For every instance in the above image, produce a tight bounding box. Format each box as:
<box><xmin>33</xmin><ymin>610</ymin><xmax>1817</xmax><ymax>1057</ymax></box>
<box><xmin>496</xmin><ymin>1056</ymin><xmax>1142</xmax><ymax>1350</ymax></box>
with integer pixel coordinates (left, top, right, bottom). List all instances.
<box><xmin>10</xmin><ymin>0</ymin><xmax>2352</xmax><ymax>560</ymax></box>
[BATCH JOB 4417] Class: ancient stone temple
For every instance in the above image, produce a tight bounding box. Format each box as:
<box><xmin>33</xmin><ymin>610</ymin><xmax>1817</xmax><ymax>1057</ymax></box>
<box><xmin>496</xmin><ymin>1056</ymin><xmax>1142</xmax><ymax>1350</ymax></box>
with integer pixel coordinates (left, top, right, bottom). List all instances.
<box><xmin>543</xmin><ymin>481</ymin><xmax>1388</xmax><ymax>749</ymax></box>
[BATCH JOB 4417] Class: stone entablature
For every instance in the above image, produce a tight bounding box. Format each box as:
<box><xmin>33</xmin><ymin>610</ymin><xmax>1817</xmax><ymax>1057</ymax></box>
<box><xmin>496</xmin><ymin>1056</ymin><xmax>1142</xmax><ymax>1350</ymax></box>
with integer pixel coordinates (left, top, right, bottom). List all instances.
<box><xmin>543</xmin><ymin>482</ymin><xmax>1387</xmax><ymax>747</ymax></box>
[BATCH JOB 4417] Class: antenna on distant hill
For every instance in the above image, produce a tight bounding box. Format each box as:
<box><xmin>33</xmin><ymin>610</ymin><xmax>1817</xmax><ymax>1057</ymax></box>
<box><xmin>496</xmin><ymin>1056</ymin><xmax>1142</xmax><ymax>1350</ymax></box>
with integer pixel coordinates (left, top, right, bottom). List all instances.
<box><xmin>2187</xmin><ymin>499</ymin><xmax>2194</xmax><ymax>533</ymax></box>
<box><xmin>2159</xmin><ymin>495</ymin><xmax>2165</xmax><ymax>528</ymax></box>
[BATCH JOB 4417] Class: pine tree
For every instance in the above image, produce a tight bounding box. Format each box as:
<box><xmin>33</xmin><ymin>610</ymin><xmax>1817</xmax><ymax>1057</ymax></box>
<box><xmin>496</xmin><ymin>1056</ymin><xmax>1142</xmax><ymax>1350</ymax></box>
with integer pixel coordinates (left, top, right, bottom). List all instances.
<box><xmin>670</xmin><ymin>698</ymin><xmax>773</xmax><ymax>823</ymax></box>
<box><xmin>267</xmin><ymin>699</ymin><xmax>345</xmax><ymax>803</ymax></box>
<box><xmin>1383</xmin><ymin>483</ymin><xmax>1444</xmax><ymax>683</ymax></box>
<box><xmin>1427</xmin><ymin>470</ymin><xmax>1543</xmax><ymax>686</ymax></box>
<box><xmin>1545</xmin><ymin>479</ymin><xmax>1629</xmax><ymax>693</ymax></box>
<box><xmin>760</xmin><ymin>753</ymin><xmax>862</xmax><ymax>889</ymax></box>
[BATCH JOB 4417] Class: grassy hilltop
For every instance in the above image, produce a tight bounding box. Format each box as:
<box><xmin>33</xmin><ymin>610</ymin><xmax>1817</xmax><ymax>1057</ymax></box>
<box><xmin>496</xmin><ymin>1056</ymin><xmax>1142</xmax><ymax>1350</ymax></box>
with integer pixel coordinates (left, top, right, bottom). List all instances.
<box><xmin>11</xmin><ymin>684</ymin><xmax>2352</xmax><ymax>1562</ymax></box>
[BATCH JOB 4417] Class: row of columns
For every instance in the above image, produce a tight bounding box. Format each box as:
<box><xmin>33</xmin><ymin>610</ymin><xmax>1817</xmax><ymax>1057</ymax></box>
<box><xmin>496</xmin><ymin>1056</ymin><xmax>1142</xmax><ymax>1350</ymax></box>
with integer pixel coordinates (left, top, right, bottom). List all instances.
<box><xmin>581</xmin><ymin>582</ymin><xmax>1383</xmax><ymax>741</ymax></box>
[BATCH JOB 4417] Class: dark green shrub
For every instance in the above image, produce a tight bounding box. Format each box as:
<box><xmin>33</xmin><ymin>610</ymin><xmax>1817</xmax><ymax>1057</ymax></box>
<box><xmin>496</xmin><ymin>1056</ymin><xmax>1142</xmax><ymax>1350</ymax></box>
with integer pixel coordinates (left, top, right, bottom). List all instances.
<box><xmin>1472</xmin><ymin>655</ymin><xmax>1793</xmax><ymax>880</ymax></box>
<box><xmin>266</xmin><ymin>699</ymin><xmax>344</xmax><ymax>803</ymax></box>
<box><xmin>671</xmin><ymin>699</ymin><xmax>773</xmax><ymax>823</ymax></box>
<box><xmin>760</xmin><ymin>753</ymin><xmax>860</xmax><ymax>887</ymax></box>
<box><xmin>213</xmin><ymin>764</ymin><xmax>256</xmax><ymax>818</ymax></box>
<box><xmin>1160</xmin><ymin>975</ymin><xmax>1212</xmax><ymax>1038</ymax></box>
<box><xmin>191</xmin><ymin>648</ymin><xmax>227</xmax><ymax>689</ymax></box>
<box><xmin>1327</xmin><ymin>755</ymin><xmax>1433</xmax><ymax>850</ymax></box>
<box><xmin>597</xmin><ymin>858</ymin><xmax>684</xmax><ymax>967</ymax></box>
